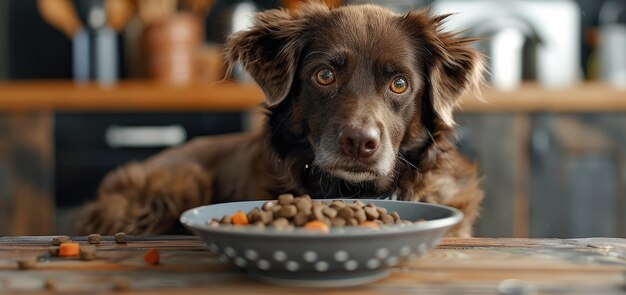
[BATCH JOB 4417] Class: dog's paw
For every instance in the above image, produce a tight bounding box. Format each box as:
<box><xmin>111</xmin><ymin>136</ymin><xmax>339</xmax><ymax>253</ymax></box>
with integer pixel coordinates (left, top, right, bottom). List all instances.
<box><xmin>75</xmin><ymin>162</ymin><xmax>213</xmax><ymax>235</ymax></box>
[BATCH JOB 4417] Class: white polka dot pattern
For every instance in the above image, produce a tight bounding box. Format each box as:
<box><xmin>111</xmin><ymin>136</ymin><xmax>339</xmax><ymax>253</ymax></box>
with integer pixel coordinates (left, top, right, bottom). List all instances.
<box><xmin>273</xmin><ymin>251</ymin><xmax>287</xmax><ymax>262</ymax></box>
<box><xmin>344</xmin><ymin>260</ymin><xmax>358</xmax><ymax>271</ymax></box>
<box><xmin>386</xmin><ymin>256</ymin><xmax>399</xmax><ymax>266</ymax></box>
<box><xmin>431</xmin><ymin>239</ymin><xmax>441</xmax><ymax>247</ymax></box>
<box><xmin>367</xmin><ymin>259</ymin><xmax>380</xmax><ymax>269</ymax></box>
<box><xmin>257</xmin><ymin>259</ymin><xmax>270</xmax><ymax>270</ymax></box>
<box><xmin>285</xmin><ymin>261</ymin><xmax>299</xmax><ymax>272</ymax></box>
<box><xmin>334</xmin><ymin>250</ymin><xmax>349</xmax><ymax>262</ymax></box>
<box><xmin>234</xmin><ymin>257</ymin><xmax>247</xmax><ymax>267</ymax></box>
<box><xmin>244</xmin><ymin>249</ymin><xmax>258</xmax><ymax>260</ymax></box>
<box><xmin>207</xmin><ymin>244</ymin><xmax>219</xmax><ymax>253</ymax></box>
<box><xmin>303</xmin><ymin>251</ymin><xmax>318</xmax><ymax>262</ymax></box>
<box><xmin>218</xmin><ymin>255</ymin><xmax>229</xmax><ymax>263</ymax></box>
<box><xmin>400</xmin><ymin>246</ymin><xmax>412</xmax><ymax>257</ymax></box>
<box><xmin>376</xmin><ymin>248</ymin><xmax>389</xmax><ymax>259</ymax></box>
<box><xmin>418</xmin><ymin>243</ymin><xmax>427</xmax><ymax>254</ymax></box>
<box><xmin>314</xmin><ymin>261</ymin><xmax>329</xmax><ymax>272</ymax></box>
<box><xmin>224</xmin><ymin>247</ymin><xmax>236</xmax><ymax>257</ymax></box>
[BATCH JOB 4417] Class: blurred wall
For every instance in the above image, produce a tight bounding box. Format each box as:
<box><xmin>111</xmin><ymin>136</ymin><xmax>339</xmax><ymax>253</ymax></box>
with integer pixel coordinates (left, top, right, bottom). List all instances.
<box><xmin>6</xmin><ymin>0</ymin><xmax>72</xmax><ymax>79</ymax></box>
<box><xmin>0</xmin><ymin>0</ymin><xmax>8</xmax><ymax>79</ymax></box>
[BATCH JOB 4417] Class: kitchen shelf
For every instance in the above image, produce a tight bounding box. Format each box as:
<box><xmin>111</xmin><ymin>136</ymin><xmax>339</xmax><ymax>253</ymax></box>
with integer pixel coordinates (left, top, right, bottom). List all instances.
<box><xmin>0</xmin><ymin>80</ymin><xmax>264</xmax><ymax>111</ymax></box>
<box><xmin>0</xmin><ymin>80</ymin><xmax>624</xmax><ymax>112</ymax></box>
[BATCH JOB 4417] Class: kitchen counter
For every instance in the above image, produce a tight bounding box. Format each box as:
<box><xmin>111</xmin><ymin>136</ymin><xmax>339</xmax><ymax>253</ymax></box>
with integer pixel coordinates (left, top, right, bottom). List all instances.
<box><xmin>1</xmin><ymin>236</ymin><xmax>625</xmax><ymax>293</ymax></box>
<box><xmin>0</xmin><ymin>80</ymin><xmax>625</xmax><ymax>112</ymax></box>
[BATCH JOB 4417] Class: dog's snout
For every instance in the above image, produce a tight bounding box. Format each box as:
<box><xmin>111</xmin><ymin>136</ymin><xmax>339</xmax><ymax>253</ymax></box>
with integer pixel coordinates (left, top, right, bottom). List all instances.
<box><xmin>338</xmin><ymin>125</ymin><xmax>380</xmax><ymax>159</ymax></box>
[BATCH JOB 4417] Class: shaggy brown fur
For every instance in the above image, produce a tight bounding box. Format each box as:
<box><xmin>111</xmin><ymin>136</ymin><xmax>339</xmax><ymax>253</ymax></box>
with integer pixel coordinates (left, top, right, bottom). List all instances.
<box><xmin>77</xmin><ymin>3</ymin><xmax>484</xmax><ymax>237</ymax></box>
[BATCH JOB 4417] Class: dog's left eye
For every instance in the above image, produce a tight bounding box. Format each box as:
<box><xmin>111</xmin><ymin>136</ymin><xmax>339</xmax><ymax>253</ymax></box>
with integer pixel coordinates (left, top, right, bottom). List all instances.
<box><xmin>315</xmin><ymin>68</ymin><xmax>335</xmax><ymax>85</ymax></box>
<box><xmin>390</xmin><ymin>77</ymin><xmax>408</xmax><ymax>94</ymax></box>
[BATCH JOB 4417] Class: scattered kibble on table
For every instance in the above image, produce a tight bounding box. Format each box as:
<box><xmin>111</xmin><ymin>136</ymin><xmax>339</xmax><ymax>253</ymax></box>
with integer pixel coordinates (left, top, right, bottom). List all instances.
<box><xmin>143</xmin><ymin>248</ymin><xmax>160</xmax><ymax>265</ymax></box>
<box><xmin>87</xmin><ymin>234</ymin><xmax>102</xmax><ymax>244</ymax></box>
<box><xmin>43</xmin><ymin>278</ymin><xmax>56</xmax><ymax>291</ymax></box>
<box><xmin>112</xmin><ymin>278</ymin><xmax>130</xmax><ymax>292</ymax></box>
<box><xmin>114</xmin><ymin>232</ymin><xmax>127</xmax><ymax>244</ymax></box>
<box><xmin>50</xmin><ymin>235</ymin><xmax>71</xmax><ymax>246</ymax></box>
<box><xmin>17</xmin><ymin>257</ymin><xmax>37</xmax><ymax>270</ymax></box>
<box><xmin>48</xmin><ymin>246</ymin><xmax>60</xmax><ymax>257</ymax></box>
<box><xmin>59</xmin><ymin>242</ymin><xmax>80</xmax><ymax>257</ymax></box>
<box><xmin>80</xmin><ymin>245</ymin><xmax>97</xmax><ymax>261</ymax></box>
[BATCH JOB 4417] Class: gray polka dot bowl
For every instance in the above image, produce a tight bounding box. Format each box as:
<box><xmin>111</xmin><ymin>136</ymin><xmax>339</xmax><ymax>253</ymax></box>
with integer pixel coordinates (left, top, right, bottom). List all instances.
<box><xmin>180</xmin><ymin>199</ymin><xmax>462</xmax><ymax>287</ymax></box>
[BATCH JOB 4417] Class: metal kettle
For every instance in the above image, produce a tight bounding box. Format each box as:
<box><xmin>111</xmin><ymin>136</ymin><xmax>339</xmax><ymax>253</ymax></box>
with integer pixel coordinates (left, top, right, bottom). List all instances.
<box><xmin>599</xmin><ymin>0</ymin><xmax>626</xmax><ymax>88</ymax></box>
<box><xmin>468</xmin><ymin>16</ymin><xmax>542</xmax><ymax>90</ymax></box>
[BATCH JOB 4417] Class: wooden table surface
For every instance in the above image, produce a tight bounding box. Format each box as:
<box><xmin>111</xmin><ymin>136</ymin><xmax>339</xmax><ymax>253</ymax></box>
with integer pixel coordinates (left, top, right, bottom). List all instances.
<box><xmin>1</xmin><ymin>236</ymin><xmax>625</xmax><ymax>294</ymax></box>
<box><xmin>1</xmin><ymin>80</ymin><xmax>626</xmax><ymax>112</ymax></box>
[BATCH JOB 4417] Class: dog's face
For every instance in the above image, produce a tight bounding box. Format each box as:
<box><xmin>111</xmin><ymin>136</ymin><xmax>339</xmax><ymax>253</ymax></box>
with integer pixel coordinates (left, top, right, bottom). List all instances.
<box><xmin>226</xmin><ymin>3</ymin><xmax>483</xmax><ymax>186</ymax></box>
<box><xmin>296</xmin><ymin>9</ymin><xmax>421</xmax><ymax>183</ymax></box>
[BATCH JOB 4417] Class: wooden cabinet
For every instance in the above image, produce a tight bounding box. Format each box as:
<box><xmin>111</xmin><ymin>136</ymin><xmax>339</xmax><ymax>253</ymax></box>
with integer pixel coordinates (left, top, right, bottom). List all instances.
<box><xmin>0</xmin><ymin>113</ymin><xmax>54</xmax><ymax>235</ymax></box>
<box><xmin>458</xmin><ymin>113</ymin><xmax>626</xmax><ymax>238</ymax></box>
<box><xmin>529</xmin><ymin>114</ymin><xmax>625</xmax><ymax>238</ymax></box>
<box><xmin>456</xmin><ymin>114</ymin><xmax>529</xmax><ymax>237</ymax></box>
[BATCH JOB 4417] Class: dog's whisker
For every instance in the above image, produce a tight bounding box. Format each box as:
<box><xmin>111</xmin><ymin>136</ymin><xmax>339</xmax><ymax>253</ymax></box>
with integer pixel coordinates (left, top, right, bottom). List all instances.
<box><xmin>397</xmin><ymin>153</ymin><xmax>419</xmax><ymax>171</ymax></box>
<box><xmin>341</xmin><ymin>178</ymin><xmax>349</xmax><ymax>191</ymax></box>
<box><xmin>426</xmin><ymin>129</ymin><xmax>441</xmax><ymax>151</ymax></box>
<box><xmin>337</xmin><ymin>179</ymin><xmax>345</xmax><ymax>198</ymax></box>
<box><xmin>397</xmin><ymin>154</ymin><xmax>420</xmax><ymax>182</ymax></box>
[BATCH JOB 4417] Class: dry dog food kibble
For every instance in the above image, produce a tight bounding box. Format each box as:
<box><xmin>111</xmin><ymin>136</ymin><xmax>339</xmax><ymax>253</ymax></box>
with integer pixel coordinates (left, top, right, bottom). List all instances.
<box><xmin>48</xmin><ymin>246</ymin><xmax>60</xmax><ymax>257</ymax></box>
<box><xmin>80</xmin><ymin>245</ymin><xmax>97</xmax><ymax>261</ymax></box>
<box><xmin>303</xmin><ymin>220</ymin><xmax>330</xmax><ymax>233</ymax></box>
<box><xmin>43</xmin><ymin>278</ymin><xmax>57</xmax><ymax>291</ymax></box>
<box><xmin>50</xmin><ymin>235</ymin><xmax>71</xmax><ymax>246</ymax></box>
<box><xmin>144</xmin><ymin>248</ymin><xmax>160</xmax><ymax>265</ymax></box>
<box><xmin>59</xmin><ymin>242</ymin><xmax>80</xmax><ymax>257</ymax></box>
<box><xmin>114</xmin><ymin>232</ymin><xmax>127</xmax><ymax>244</ymax></box>
<box><xmin>87</xmin><ymin>234</ymin><xmax>102</xmax><ymax>244</ymax></box>
<box><xmin>359</xmin><ymin>221</ymin><xmax>381</xmax><ymax>229</ymax></box>
<box><xmin>17</xmin><ymin>257</ymin><xmax>37</xmax><ymax>270</ymax></box>
<box><xmin>211</xmin><ymin>195</ymin><xmax>419</xmax><ymax>231</ymax></box>
<box><xmin>231</xmin><ymin>211</ymin><xmax>249</xmax><ymax>225</ymax></box>
<box><xmin>112</xmin><ymin>278</ymin><xmax>130</xmax><ymax>292</ymax></box>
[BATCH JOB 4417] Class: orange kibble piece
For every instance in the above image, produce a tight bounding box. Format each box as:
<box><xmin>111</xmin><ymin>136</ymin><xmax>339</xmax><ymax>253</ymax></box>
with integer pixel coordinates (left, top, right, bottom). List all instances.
<box><xmin>231</xmin><ymin>211</ymin><xmax>249</xmax><ymax>225</ymax></box>
<box><xmin>359</xmin><ymin>221</ymin><xmax>381</xmax><ymax>229</ymax></box>
<box><xmin>303</xmin><ymin>220</ymin><xmax>330</xmax><ymax>233</ymax></box>
<box><xmin>59</xmin><ymin>242</ymin><xmax>80</xmax><ymax>257</ymax></box>
<box><xmin>143</xmin><ymin>248</ymin><xmax>160</xmax><ymax>265</ymax></box>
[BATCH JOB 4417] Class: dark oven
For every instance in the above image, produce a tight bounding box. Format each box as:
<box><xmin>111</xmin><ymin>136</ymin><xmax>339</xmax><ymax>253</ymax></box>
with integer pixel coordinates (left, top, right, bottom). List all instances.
<box><xmin>53</xmin><ymin>112</ymin><xmax>245</xmax><ymax>229</ymax></box>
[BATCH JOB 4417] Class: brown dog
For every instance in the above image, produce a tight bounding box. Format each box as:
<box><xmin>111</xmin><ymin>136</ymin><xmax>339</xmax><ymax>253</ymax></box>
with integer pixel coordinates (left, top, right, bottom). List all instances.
<box><xmin>77</xmin><ymin>3</ymin><xmax>484</xmax><ymax>237</ymax></box>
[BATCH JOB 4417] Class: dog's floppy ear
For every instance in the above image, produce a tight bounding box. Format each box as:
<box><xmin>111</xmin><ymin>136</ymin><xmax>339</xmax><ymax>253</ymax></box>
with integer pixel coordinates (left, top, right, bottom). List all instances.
<box><xmin>402</xmin><ymin>11</ymin><xmax>485</xmax><ymax>126</ymax></box>
<box><xmin>225</xmin><ymin>5</ymin><xmax>325</xmax><ymax>107</ymax></box>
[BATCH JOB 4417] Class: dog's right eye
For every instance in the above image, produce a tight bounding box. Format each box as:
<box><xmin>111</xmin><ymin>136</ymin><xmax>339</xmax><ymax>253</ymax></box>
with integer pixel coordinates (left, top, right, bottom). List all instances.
<box><xmin>315</xmin><ymin>68</ymin><xmax>335</xmax><ymax>85</ymax></box>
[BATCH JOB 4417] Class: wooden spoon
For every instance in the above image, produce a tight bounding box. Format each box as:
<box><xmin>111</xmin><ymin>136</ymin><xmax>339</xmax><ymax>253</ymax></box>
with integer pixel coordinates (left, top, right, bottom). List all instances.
<box><xmin>36</xmin><ymin>0</ymin><xmax>82</xmax><ymax>38</ymax></box>
<box><xmin>106</xmin><ymin>0</ymin><xmax>137</xmax><ymax>32</ymax></box>
<box><xmin>180</xmin><ymin>0</ymin><xmax>215</xmax><ymax>16</ymax></box>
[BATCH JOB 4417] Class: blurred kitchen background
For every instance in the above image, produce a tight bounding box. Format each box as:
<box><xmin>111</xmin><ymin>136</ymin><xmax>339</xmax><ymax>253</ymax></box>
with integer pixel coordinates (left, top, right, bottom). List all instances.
<box><xmin>0</xmin><ymin>0</ymin><xmax>625</xmax><ymax>238</ymax></box>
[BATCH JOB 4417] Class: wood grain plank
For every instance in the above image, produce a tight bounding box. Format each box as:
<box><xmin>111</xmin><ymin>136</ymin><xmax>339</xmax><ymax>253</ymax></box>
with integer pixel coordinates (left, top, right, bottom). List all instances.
<box><xmin>1</xmin><ymin>237</ymin><xmax>625</xmax><ymax>294</ymax></box>
<box><xmin>0</xmin><ymin>81</ymin><xmax>625</xmax><ymax>112</ymax></box>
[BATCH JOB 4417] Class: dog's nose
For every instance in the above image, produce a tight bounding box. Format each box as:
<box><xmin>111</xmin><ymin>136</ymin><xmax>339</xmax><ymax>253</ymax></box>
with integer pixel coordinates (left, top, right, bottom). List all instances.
<box><xmin>338</xmin><ymin>125</ymin><xmax>380</xmax><ymax>159</ymax></box>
